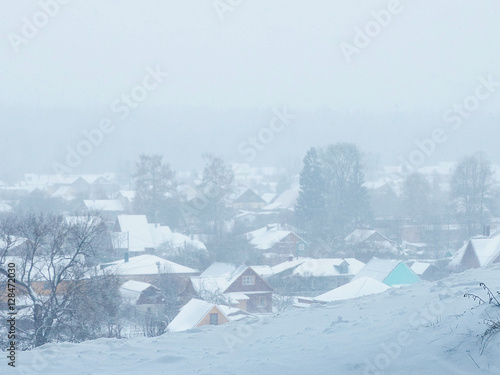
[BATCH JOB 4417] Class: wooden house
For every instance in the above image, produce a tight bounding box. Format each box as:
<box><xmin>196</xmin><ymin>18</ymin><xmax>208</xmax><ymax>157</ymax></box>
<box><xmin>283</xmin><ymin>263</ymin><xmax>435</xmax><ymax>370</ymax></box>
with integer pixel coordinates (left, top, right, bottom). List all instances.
<box><xmin>190</xmin><ymin>263</ymin><xmax>274</xmax><ymax>313</ymax></box>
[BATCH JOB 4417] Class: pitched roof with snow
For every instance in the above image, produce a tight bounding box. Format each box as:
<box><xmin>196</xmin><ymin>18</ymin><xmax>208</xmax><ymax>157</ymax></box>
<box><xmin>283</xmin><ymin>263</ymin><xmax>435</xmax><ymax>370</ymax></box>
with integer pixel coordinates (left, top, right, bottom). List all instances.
<box><xmin>344</xmin><ymin>229</ymin><xmax>391</xmax><ymax>245</ymax></box>
<box><xmin>115</xmin><ymin>215</ymin><xmax>153</xmax><ymax>252</ymax></box>
<box><xmin>450</xmin><ymin>235</ymin><xmax>500</xmax><ymax>268</ymax></box>
<box><xmin>120</xmin><ymin>280</ymin><xmax>158</xmax><ymax>304</ymax></box>
<box><xmin>410</xmin><ymin>262</ymin><xmax>432</xmax><ymax>275</ymax></box>
<box><xmin>263</xmin><ymin>187</ymin><xmax>299</xmax><ymax>211</ymax></box>
<box><xmin>353</xmin><ymin>258</ymin><xmax>420</xmax><ymax>286</ymax></box>
<box><xmin>292</xmin><ymin>258</ymin><xmax>366</xmax><ymax>277</ymax></box>
<box><xmin>245</xmin><ymin>224</ymin><xmax>306</xmax><ymax>251</ymax></box>
<box><xmin>100</xmin><ymin>254</ymin><xmax>198</xmax><ymax>276</ymax></box>
<box><xmin>113</xmin><ymin>215</ymin><xmax>206</xmax><ymax>252</ymax></box>
<box><xmin>167</xmin><ymin>299</ymin><xmax>227</xmax><ymax>332</ymax></box>
<box><xmin>191</xmin><ymin>263</ymin><xmax>249</xmax><ymax>295</ymax></box>
<box><xmin>352</xmin><ymin>258</ymin><xmax>401</xmax><ymax>282</ymax></box>
<box><xmin>314</xmin><ymin>277</ymin><xmax>390</xmax><ymax>302</ymax></box>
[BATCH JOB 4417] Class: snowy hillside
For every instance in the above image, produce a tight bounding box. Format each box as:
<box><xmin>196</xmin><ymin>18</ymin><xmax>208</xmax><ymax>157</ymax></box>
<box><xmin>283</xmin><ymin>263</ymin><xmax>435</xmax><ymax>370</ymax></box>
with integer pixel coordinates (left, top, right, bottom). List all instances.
<box><xmin>12</xmin><ymin>265</ymin><xmax>500</xmax><ymax>375</ymax></box>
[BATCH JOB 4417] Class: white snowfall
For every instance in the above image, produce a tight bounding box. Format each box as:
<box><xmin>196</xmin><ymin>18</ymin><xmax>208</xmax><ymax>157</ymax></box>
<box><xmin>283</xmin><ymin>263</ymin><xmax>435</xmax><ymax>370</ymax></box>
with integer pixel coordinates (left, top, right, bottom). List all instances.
<box><xmin>12</xmin><ymin>265</ymin><xmax>500</xmax><ymax>375</ymax></box>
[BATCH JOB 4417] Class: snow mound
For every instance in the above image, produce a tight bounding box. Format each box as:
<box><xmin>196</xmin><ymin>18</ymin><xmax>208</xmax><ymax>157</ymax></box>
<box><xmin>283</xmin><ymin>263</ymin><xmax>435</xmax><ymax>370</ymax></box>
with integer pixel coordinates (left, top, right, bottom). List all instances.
<box><xmin>10</xmin><ymin>265</ymin><xmax>500</xmax><ymax>375</ymax></box>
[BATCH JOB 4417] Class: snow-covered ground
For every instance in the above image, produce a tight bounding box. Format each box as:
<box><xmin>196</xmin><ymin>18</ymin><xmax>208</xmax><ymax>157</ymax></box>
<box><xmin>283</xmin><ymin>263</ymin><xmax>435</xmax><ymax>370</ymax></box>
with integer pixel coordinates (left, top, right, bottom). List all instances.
<box><xmin>11</xmin><ymin>265</ymin><xmax>500</xmax><ymax>375</ymax></box>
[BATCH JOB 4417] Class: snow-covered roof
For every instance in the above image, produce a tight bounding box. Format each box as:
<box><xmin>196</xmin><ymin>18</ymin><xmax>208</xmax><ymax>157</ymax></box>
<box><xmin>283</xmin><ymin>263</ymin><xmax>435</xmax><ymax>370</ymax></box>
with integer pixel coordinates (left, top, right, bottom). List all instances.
<box><xmin>470</xmin><ymin>236</ymin><xmax>500</xmax><ymax>266</ymax></box>
<box><xmin>410</xmin><ymin>262</ymin><xmax>432</xmax><ymax>275</ymax></box>
<box><xmin>167</xmin><ymin>299</ymin><xmax>227</xmax><ymax>332</ymax></box>
<box><xmin>100</xmin><ymin>254</ymin><xmax>198</xmax><ymax>276</ymax></box>
<box><xmin>450</xmin><ymin>235</ymin><xmax>500</xmax><ymax>268</ymax></box>
<box><xmin>192</xmin><ymin>263</ymin><xmax>249</xmax><ymax>295</ymax></box>
<box><xmin>113</xmin><ymin>215</ymin><xmax>206</xmax><ymax>252</ymax></box>
<box><xmin>344</xmin><ymin>229</ymin><xmax>391</xmax><ymax>245</ymax></box>
<box><xmin>84</xmin><ymin>199</ymin><xmax>124</xmax><ymax>212</ymax></box>
<box><xmin>218</xmin><ymin>305</ymin><xmax>251</xmax><ymax>321</ymax></box>
<box><xmin>352</xmin><ymin>258</ymin><xmax>400</xmax><ymax>282</ymax></box>
<box><xmin>120</xmin><ymin>280</ymin><xmax>157</xmax><ymax>304</ymax></box>
<box><xmin>314</xmin><ymin>277</ymin><xmax>390</xmax><ymax>303</ymax></box>
<box><xmin>292</xmin><ymin>258</ymin><xmax>365</xmax><ymax>277</ymax></box>
<box><xmin>270</xmin><ymin>257</ymin><xmax>309</xmax><ymax>275</ymax></box>
<box><xmin>200</xmin><ymin>262</ymin><xmax>238</xmax><ymax>278</ymax></box>
<box><xmin>352</xmin><ymin>258</ymin><xmax>419</xmax><ymax>286</ymax></box>
<box><xmin>261</xmin><ymin>193</ymin><xmax>276</xmax><ymax>204</ymax></box>
<box><xmin>250</xmin><ymin>265</ymin><xmax>274</xmax><ymax>278</ymax></box>
<box><xmin>150</xmin><ymin>225</ymin><xmax>206</xmax><ymax>251</ymax></box>
<box><xmin>245</xmin><ymin>224</ymin><xmax>305</xmax><ymax>251</ymax></box>
<box><xmin>115</xmin><ymin>215</ymin><xmax>153</xmax><ymax>252</ymax></box>
<box><xmin>263</xmin><ymin>187</ymin><xmax>299</xmax><ymax>211</ymax></box>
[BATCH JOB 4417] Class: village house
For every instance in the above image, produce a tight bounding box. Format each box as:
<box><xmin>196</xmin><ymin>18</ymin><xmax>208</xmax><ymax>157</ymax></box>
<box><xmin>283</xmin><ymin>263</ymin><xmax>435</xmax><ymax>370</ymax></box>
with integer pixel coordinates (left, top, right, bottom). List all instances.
<box><xmin>353</xmin><ymin>258</ymin><xmax>420</xmax><ymax>287</ymax></box>
<box><xmin>167</xmin><ymin>298</ymin><xmax>249</xmax><ymax>332</ymax></box>
<box><xmin>96</xmin><ymin>254</ymin><xmax>199</xmax><ymax>303</ymax></box>
<box><xmin>190</xmin><ymin>262</ymin><xmax>274</xmax><ymax>313</ymax></box>
<box><xmin>111</xmin><ymin>214</ymin><xmax>206</xmax><ymax>256</ymax></box>
<box><xmin>229</xmin><ymin>188</ymin><xmax>267</xmax><ymax>211</ymax></box>
<box><xmin>449</xmin><ymin>235</ymin><xmax>500</xmax><ymax>271</ymax></box>
<box><xmin>344</xmin><ymin>229</ymin><xmax>399</xmax><ymax>262</ymax></box>
<box><xmin>245</xmin><ymin>224</ymin><xmax>308</xmax><ymax>265</ymax></box>
<box><xmin>274</xmin><ymin>258</ymin><xmax>366</xmax><ymax>294</ymax></box>
<box><xmin>409</xmin><ymin>261</ymin><xmax>449</xmax><ymax>281</ymax></box>
<box><xmin>119</xmin><ymin>280</ymin><xmax>167</xmax><ymax>315</ymax></box>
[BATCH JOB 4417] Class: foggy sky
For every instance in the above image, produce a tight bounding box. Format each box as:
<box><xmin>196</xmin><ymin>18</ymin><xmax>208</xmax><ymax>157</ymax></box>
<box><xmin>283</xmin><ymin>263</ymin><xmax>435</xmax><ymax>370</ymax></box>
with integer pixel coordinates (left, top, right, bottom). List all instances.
<box><xmin>1</xmin><ymin>0</ymin><xmax>500</xmax><ymax>179</ymax></box>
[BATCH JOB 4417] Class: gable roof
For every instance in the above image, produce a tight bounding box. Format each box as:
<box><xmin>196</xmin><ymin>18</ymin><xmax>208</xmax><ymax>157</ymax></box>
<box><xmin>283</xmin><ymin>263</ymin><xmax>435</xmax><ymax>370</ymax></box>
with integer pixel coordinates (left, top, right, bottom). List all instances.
<box><xmin>344</xmin><ymin>229</ymin><xmax>391</xmax><ymax>245</ymax></box>
<box><xmin>410</xmin><ymin>262</ymin><xmax>432</xmax><ymax>275</ymax></box>
<box><xmin>167</xmin><ymin>299</ymin><xmax>228</xmax><ymax>332</ymax></box>
<box><xmin>263</xmin><ymin>187</ymin><xmax>299</xmax><ymax>211</ymax></box>
<box><xmin>120</xmin><ymin>280</ymin><xmax>159</xmax><ymax>304</ymax></box>
<box><xmin>113</xmin><ymin>215</ymin><xmax>206</xmax><ymax>252</ymax></box>
<box><xmin>191</xmin><ymin>262</ymin><xmax>273</xmax><ymax>298</ymax></box>
<box><xmin>292</xmin><ymin>258</ymin><xmax>365</xmax><ymax>277</ymax></box>
<box><xmin>245</xmin><ymin>224</ymin><xmax>306</xmax><ymax>251</ymax></box>
<box><xmin>450</xmin><ymin>235</ymin><xmax>500</xmax><ymax>269</ymax></box>
<box><xmin>191</xmin><ymin>263</ymin><xmax>249</xmax><ymax>295</ymax></box>
<box><xmin>100</xmin><ymin>254</ymin><xmax>198</xmax><ymax>276</ymax></box>
<box><xmin>233</xmin><ymin>188</ymin><xmax>265</xmax><ymax>204</ymax></box>
<box><xmin>353</xmin><ymin>258</ymin><xmax>419</xmax><ymax>286</ymax></box>
<box><xmin>115</xmin><ymin>215</ymin><xmax>153</xmax><ymax>252</ymax></box>
<box><xmin>314</xmin><ymin>277</ymin><xmax>390</xmax><ymax>303</ymax></box>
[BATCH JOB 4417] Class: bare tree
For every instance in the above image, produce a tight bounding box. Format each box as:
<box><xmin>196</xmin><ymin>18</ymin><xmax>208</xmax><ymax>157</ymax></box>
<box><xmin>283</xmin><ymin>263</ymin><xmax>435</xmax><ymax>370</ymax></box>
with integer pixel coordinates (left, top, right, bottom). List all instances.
<box><xmin>451</xmin><ymin>154</ymin><xmax>494</xmax><ymax>238</ymax></box>
<box><xmin>0</xmin><ymin>212</ymin><xmax>108</xmax><ymax>347</ymax></box>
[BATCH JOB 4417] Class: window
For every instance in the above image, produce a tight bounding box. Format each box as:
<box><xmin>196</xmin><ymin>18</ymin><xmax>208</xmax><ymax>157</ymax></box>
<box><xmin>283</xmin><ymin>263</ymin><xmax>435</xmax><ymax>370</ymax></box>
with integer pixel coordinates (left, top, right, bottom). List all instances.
<box><xmin>298</xmin><ymin>243</ymin><xmax>305</xmax><ymax>251</ymax></box>
<box><xmin>257</xmin><ymin>296</ymin><xmax>267</xmax><ymax>307</ymax></box>
<box><xmin>209</xmin><ymin>313</ymin><xmax>218</xmax><ymax>325</ymax></box>
<box><xmin>242</xmin><ymin>275</ymin><xmax>255</xmax><ymax>285</ymax></box>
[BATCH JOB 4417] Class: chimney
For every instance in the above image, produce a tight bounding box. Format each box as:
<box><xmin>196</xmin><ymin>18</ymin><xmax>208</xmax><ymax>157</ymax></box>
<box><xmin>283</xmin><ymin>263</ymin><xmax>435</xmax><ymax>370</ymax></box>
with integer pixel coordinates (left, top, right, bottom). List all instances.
<box><xmin>484</xmin><ymin>225</ymin><xmax>491</xmax><ymax>237</ymax></box>
<box><xmin>124</xmin><ymin>252</ymin><xmax>129</xmax><ymax>263</ymax></box>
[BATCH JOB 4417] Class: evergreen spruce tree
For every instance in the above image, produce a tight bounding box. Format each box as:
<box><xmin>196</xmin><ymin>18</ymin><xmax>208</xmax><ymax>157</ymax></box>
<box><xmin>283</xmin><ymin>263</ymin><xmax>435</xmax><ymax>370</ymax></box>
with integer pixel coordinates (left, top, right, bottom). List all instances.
<box><xmin>295</xmin><ymin>147</ymin><xmax>326</xmax><ymax>236</ymax></box>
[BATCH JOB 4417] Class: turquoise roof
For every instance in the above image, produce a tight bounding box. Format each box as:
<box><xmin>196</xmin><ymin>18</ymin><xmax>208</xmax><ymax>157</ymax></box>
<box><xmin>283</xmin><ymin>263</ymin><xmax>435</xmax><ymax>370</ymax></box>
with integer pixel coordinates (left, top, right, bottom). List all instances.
<box><xmin>383</xmin><ymin>262</ymin><xmax>420</xmax><ymax>286</ymax></box>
